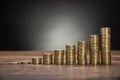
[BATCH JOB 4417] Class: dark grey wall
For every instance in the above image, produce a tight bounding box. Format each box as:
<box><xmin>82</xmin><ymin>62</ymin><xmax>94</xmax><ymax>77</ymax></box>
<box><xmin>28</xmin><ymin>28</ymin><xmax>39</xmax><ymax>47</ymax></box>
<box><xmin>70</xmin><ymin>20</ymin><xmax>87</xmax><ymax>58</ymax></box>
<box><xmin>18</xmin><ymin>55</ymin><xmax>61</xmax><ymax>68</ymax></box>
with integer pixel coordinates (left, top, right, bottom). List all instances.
<box><xmin>1</xmin><ymin>0</ymin><xmax>120</xmax><ymax>50</ymax></box>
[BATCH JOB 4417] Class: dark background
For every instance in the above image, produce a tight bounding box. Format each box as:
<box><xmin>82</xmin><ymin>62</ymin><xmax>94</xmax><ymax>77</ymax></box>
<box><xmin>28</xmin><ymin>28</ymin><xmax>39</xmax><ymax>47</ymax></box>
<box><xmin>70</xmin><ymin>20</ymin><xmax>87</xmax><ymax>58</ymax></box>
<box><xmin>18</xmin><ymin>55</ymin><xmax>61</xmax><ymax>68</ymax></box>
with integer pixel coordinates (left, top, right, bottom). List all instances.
<box><xmin>1</xmin><ymin>0</ymin><xmax>120</xmax><ymax>50</ymax></box>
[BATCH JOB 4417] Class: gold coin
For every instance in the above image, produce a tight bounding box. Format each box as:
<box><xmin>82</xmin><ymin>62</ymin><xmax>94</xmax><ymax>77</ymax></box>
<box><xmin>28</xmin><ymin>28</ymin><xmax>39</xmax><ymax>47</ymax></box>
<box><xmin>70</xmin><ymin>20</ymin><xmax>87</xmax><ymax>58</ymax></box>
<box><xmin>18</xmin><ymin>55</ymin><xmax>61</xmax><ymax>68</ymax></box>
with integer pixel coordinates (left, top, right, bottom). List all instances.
<box><xmin>101</xmin><ymin>56</ymin><xmax>111</xmax><ymax>65</ymax></box>
<box><xmin>89</xmin><ymin>35</ymin><xmax>99</xmax><ymax>44</ymax></box>
<box><xmin>43</xmin><ymin>53</ymin><xmax>53</xmax><ymax>65</ymax></box>
<box><xmin>78</xmin><ymin>41</ymin><xmax>86</xmax><ymax>47</ymax></box>
<box><xmin>77</xmin><ymin>58</ymin><xmax>87</xmax><ymax>65</ymax></box>
<box><xmin>66</xmin><ymin>45</ymin><xmax>76</xmax><ymax>50</ymax></box>
<box><xmin>32</xmin><ymin>57</ymin><xmax>42</xmax><ymax>65</ymax></box>
<box><xmin>90</xmin><ymin>57</ymin><xmax>99</xmax><ymax>65</ymax></box>
<box><xmin>100</xmin><ymin>27</ymin><xmax>111</xmax><ymax>34</ymax></box>
<box><xmin>101</xmin><ymin>35</ymin><xmax>111</xmax><ymax>38</ymax></box>
<box><xmin>66</xmin><ymin>61</ymin><xmax>75</xmax><ymax>65</ymax></box>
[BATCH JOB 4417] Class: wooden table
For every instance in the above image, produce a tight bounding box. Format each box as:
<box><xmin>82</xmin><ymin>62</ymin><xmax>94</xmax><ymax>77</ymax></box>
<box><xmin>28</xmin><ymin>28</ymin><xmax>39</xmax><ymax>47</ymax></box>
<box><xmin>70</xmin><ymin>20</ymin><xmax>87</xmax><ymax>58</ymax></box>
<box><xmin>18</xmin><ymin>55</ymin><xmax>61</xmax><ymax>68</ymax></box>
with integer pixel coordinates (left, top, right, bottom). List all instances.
<box><xmin>0</xmin><ymin>51</ymin><xmax>120</xmax><ymax>80</ymax></box>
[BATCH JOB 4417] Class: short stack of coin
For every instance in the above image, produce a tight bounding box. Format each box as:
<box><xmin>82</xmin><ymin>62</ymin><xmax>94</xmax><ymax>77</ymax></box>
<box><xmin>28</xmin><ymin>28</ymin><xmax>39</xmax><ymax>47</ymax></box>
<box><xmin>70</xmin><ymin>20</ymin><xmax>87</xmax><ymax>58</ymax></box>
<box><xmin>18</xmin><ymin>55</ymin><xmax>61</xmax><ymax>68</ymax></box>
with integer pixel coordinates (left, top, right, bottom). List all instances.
<box><xmin>54</xmin><ymin>50</ymin><xmax>64</xmax><ymax>65</ymax></box>
<box><xmin>32</xmin><ymin>57</ymin><xmax>42</xmax><ymax>65</ymax></box>
<box><xmin>66</xmin><ymin>45</ymin><xmax>76</xmax><ymax>65</ymax></box>
<box><xmin>43</xmin><ymin>53</ymin><xmax>53</xmax><ymax>65</ymax></box>
<box><xmin>77</xmin><ymin>41</ymin><xmax>87</xmax><ymax>65</ymax></box>
<box><xmin>89</xmin><ymin>35</ymin><xmax>99</xmax><ymax>65</ymax></box>
<box><xmin>100</xmin><ymin>27</ymin><xmax>111</xmax><ymax>65</ymax></box>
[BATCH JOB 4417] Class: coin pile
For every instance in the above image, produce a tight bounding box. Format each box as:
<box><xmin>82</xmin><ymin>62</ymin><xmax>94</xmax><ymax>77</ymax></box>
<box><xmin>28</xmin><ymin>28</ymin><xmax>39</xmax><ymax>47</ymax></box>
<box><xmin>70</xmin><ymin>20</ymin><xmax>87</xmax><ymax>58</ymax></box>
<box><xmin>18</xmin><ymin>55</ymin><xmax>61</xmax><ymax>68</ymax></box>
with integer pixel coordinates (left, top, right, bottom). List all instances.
<box><xmin>29</xmin><ymin>27</ymin><xmax>112</xmax><ymax>66</ymax></box>
<box><xmin>54</xmin><ymin>50</ymin><xmax>64</xmax><ymax>65</ymax></box>
<box><xmin>100</xmin><ymin>27</ymin><xmax>111</xmax><ymax>65</ymax></box>
<box><xmin>66</xmin><ymin>45</ymin><xmax>76</xmax><ymax>65</ymax></box>
<box><xmin>89</xmin><ymin>35</ymin><xmax>99</xmax><ymax>65</ymax></box>
<box><xmin>43</xmin><ymin>53</ymin><xmax>53</xmax><ymax>65</ymax></box>
<box><xmin>32</xmin><ymin>57</ymin><xmax>42</xmax><ymax>65</ymax></box>
<box><xmin>77</xmin><ymin>41</ymin><xmax>87</xmax><ymax>65</ymax></box>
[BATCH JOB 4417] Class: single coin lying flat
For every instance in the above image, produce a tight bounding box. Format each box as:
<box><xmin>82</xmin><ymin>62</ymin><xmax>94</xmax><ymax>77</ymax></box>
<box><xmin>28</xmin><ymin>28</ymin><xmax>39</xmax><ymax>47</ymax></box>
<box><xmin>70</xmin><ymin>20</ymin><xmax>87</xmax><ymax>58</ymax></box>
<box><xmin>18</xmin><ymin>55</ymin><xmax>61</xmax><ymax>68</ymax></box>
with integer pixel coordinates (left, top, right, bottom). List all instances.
<box><xmin>8</xmin><ymin>61</ymin><xmax>19</xmax><ymax>64</ymax></box>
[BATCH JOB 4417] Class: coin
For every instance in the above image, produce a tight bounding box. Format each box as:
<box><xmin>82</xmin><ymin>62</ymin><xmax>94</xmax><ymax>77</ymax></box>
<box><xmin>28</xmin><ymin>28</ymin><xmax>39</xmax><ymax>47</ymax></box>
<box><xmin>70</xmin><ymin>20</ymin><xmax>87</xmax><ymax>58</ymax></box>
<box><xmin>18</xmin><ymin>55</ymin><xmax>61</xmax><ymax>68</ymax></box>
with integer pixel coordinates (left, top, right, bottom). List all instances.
<box><xmin>89</xmin><ymin>34</ymin><xmax>100</xmax><ymax>65</ymax></box>
<box><xmin>77</xmin><ymin>40</ymin><xmax>87</xmax><ymax>65</ymax></box>
<box><xmin>100</xmin><ymin>27</ymin><xmax>111</xmax><ymax>34</ymax></box>
<box><xmin>100</xmin><ymin>27</ymin><xmax>111</xmax><ymax>65</ymax></box>
<box><xmin>32</xmin><ymin>57</ymin><xmax>42</xmax><ymax>65</ymax></box>
<box><xmin>54</xmin><ymin>50</ymin><xmax>64</xmax><ymax>65</ymax></box>
<box><xmin>43</xmin><ymin>53</ymin><xmax>53</xmax><ymax>65</ymax></box>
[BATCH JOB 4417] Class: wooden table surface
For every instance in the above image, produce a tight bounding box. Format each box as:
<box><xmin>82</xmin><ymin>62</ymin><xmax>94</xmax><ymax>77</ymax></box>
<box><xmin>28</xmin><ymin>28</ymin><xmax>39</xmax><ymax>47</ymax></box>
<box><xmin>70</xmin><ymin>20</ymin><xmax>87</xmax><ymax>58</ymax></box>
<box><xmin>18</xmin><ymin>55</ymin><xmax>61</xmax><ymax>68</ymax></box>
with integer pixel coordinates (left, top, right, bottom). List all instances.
<box><xmin>0</xmin><ymin>50</ymin><xmax>120</xmax><ymax>80</ymax></box>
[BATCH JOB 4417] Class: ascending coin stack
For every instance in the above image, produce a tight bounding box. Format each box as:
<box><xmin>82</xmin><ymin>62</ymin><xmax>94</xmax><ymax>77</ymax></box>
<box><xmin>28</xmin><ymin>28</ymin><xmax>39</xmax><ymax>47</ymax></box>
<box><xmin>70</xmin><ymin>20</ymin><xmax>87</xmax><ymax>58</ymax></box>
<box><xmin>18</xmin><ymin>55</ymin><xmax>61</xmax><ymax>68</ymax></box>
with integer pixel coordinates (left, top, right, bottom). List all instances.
<box><xmin>54</xmin><ymin>50</ymin><xmax>64</xmax><ymax>65</ymax></box>
<box><xmin>77</xmin><ymin>41</ymin><xmax>87</xmax><ymax>65</ymax></box>
<box><xmin>30</xmin><ymin>27</ymin><xmax>111</xmax><ymax>65</ymax></box>
<box><xmin>66</xmin><ymin>45</ymin><xmax>76</xmax><ymax>65</ymax></box>
<box><xmin>100</xmin><ymin>27</ymin><xmax>111</xmax><ymax>65</ymax></box>
<box><xmin>89</xmin><ymin>35</ymin><xmax>100</xmax><ymax>65</ymax></box>
<box><xmin>43</xmin><ymin>53</ymin><xmax>53</xmax><ymax>65</ymax></box>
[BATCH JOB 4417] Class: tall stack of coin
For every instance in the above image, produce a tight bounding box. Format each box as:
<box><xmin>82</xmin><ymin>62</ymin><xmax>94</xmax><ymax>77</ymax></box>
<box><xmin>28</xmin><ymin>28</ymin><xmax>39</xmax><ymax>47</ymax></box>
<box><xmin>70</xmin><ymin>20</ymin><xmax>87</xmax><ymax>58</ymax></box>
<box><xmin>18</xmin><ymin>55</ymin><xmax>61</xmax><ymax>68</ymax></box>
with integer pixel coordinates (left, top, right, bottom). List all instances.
<box><xmin>32</xmin><ymin>57</ymin><xmax>42</xmax><ymax>65</ymax></box>
<box><xmin>66</xmin><ymin>45</ymin><xmax>76</xmax><ymax>65</ymax></box>
<box><xmin>77</xmin><ymin>41</ymin><xmax>87</xmax><ymax>65</ymax></box>
<box><xmin>54</xmin><ymin>50</ymin><xmax>64</xmax><ymax>65</ymax></box>
<box><xmin>89</xmin><ymin>35</ymin><xmax>99</xmax><ymax>65</ymax></box>
<box><xmin>43</xmin><ymin>53</ymin><xmax>53</xmax><ymax>65</ymax></box>
<box><xmin>100</xmin><ymin>27</ymin><xmax>111</xmax><ymax>65</ymax></box>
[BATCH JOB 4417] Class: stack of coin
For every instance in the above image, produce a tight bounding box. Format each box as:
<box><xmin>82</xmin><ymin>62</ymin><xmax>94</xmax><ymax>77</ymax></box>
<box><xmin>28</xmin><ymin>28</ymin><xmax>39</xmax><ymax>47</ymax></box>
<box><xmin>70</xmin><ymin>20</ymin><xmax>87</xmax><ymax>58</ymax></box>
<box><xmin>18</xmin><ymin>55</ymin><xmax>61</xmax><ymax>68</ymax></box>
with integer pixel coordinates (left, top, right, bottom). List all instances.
<box><xmin>100</xmin><ymin>27</ymin><xmax>111</xmax><ymax>65</ymax></box>
<box><xmin>43</xmin><ymin>53</ymin><xmax>53</xmax><ymax>65</ymax></box>
<box><xmin>32</xmin><ymin>57</ymin><xmax>42</xmax><ymax>65</ymax></box>
<box><xmin>66</xmin><ymin>45</ymin><xmax>76</xmax><ymax>65</ymax></box>
<box><xmin>89</xmin><ymin>35</ymin><xmax>99</xmax><ymax>65</ymax></box>
<box><xmin>77</xmin><ymin>41</ymin><xmax>87</xmax><ymax>65</ymax></box>
<box><xmin>54</xmin><ymin>50</ymin><xmax>64</xmax><ymax>65</ymax></box>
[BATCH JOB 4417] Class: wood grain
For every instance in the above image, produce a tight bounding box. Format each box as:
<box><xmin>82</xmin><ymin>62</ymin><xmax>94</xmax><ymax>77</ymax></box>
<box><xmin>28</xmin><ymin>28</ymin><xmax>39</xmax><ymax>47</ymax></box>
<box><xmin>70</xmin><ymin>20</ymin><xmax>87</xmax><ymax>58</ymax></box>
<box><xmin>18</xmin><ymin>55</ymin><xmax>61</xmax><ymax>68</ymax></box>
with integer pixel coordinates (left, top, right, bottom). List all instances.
<box><xmin>0</xmin><ymin>50</ymin><xmax>120</xmax><ymax>80</ymax></box>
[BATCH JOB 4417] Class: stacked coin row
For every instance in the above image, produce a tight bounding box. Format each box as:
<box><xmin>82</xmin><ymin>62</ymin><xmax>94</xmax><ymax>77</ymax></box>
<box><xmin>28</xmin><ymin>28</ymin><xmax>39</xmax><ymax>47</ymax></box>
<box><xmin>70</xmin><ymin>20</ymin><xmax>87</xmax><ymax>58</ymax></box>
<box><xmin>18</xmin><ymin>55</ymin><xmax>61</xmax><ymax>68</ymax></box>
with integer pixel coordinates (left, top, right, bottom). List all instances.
<box><xmin>77</xmin><ymin>41</ymin><xmax>87</xmax><ymax>65</ymax></box>
<box><xmin>31</xmin><ymin>27</ymin><xmax>111</xmax><ymax>65</ymax></box>
<box><xmin>66</xmin><ymin>45</ymin><xmax>76</xmax><ymax>65</ymax></box>
<box><xmin>100</xmin><ymin>27</ymin><xmax>111</xmax><ymax>65</ymax></box>
<box><xmin>89</xmin><ymin>35</ymin><xmax>100</xmax><ymax>65</ymax></box>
